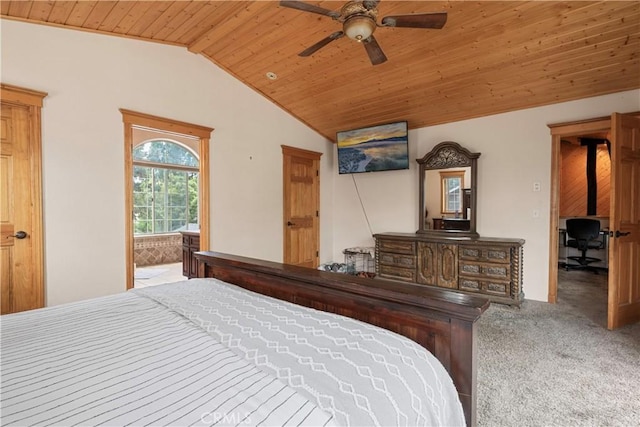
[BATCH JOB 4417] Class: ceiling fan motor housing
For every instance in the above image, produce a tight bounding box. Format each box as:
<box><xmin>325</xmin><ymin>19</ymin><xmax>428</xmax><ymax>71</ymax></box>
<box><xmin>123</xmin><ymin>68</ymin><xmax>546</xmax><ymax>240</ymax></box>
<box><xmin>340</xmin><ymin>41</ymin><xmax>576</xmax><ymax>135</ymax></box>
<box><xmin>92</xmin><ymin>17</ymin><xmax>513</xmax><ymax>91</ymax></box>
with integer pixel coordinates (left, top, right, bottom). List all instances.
<box><xmin>339</xmin><ymin>1</ymin><xmax>378</xmax><ymax>20</ymax></box>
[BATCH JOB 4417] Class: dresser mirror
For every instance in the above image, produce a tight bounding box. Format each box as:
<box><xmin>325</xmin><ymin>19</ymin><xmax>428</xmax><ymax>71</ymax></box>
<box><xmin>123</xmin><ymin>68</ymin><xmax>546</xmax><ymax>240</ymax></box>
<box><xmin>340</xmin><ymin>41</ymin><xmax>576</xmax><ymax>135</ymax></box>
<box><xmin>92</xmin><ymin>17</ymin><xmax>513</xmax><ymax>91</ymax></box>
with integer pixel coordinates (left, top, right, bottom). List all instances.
<box><xmin>417</xmin><ymin>141</ymin><xmax>481</xmax><ymax>236</ymax></box>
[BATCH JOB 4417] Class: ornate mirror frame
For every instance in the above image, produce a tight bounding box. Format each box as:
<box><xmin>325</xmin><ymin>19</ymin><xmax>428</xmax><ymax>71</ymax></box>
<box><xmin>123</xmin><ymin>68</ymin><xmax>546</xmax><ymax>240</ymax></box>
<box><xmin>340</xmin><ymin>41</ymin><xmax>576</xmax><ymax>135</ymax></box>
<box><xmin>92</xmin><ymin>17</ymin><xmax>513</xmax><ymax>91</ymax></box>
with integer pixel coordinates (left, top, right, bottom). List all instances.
<box><xmin>417</xmin><ymin>141</ymin><xmax>481</xmax><ymax>237</ymax></box>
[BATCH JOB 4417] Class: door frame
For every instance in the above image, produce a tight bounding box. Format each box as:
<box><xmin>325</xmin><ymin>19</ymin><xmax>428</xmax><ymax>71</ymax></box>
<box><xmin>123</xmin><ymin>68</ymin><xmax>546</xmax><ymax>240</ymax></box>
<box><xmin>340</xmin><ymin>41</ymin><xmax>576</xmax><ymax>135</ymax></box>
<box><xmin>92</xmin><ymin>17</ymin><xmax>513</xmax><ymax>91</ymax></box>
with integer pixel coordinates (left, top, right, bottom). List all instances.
<box><xmin>548</xmin><ymin>112</ymin><xmax>639</xmax><ymax>323</ymax></box>
<box><xmin>121</xmin><ymin>109</ymin><xmax>213</xmax><ymax>290</ymax></box>
<box><xmin>547</xmin><ymin>115</ymin><xmax>612</xmax><ymax>303</ymax></box>
<box><xmin>1</xmin><ymin>83</ymin><xmax>47</xmax><ymax>310</ymax></box>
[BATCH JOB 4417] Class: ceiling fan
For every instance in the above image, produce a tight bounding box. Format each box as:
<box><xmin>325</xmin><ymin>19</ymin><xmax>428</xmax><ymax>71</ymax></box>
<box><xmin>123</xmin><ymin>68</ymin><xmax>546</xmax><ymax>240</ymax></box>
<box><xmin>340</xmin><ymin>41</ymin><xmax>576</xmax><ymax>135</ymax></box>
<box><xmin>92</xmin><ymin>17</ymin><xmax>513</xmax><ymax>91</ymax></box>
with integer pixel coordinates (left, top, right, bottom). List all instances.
<box><xmin>279</xmin><ymin>0</ymin><xmax>447</xmax><ymax>65</ymax></box>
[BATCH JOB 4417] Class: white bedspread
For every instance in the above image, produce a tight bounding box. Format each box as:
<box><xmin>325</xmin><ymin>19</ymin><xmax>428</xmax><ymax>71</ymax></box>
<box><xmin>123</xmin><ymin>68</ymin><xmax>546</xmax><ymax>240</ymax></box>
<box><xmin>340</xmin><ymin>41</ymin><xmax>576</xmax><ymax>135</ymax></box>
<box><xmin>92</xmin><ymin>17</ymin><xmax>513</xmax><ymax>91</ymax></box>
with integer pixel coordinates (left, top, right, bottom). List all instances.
<box><xmin>1</xmin><ymin>278</ymin><xmax>464</xmax><ymax>427</ymax></box>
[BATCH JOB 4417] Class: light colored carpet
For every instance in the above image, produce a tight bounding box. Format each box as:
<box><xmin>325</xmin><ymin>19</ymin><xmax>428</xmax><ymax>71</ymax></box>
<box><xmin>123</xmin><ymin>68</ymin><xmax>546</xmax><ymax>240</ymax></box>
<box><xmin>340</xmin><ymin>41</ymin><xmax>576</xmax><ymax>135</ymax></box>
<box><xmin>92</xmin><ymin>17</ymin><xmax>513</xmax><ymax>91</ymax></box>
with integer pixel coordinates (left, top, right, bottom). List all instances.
<box><xmin>477</xmin><ymin>270</ymin><xmax>640</xmax><ymax>426</ymax></box>
<box><xmin>134</xmin><ymin>268</ymin><xmax>168</xmax><ymax>280</ymax></box>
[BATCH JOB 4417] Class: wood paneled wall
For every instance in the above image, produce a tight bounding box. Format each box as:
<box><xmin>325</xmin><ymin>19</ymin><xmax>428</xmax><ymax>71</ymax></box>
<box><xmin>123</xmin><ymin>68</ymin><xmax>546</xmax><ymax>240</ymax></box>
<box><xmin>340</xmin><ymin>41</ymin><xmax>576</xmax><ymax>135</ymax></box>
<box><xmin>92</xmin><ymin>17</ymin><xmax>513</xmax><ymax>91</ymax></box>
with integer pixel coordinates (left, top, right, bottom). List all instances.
<box><xmin>560</xmin><ymin>141</ymin><xmax>610</xmax><ymax>217</ymax></box>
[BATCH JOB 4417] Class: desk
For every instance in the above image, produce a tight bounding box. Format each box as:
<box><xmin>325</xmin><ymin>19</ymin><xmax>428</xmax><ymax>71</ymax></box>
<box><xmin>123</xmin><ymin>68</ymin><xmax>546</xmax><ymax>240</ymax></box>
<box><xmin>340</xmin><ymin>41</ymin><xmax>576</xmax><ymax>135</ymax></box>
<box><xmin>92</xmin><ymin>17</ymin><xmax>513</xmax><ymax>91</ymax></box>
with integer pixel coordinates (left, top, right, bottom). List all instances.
<box><xmin>558</xmin><ymin>228</ymin><xmax>609</xmax><ymax>269</ymax></box>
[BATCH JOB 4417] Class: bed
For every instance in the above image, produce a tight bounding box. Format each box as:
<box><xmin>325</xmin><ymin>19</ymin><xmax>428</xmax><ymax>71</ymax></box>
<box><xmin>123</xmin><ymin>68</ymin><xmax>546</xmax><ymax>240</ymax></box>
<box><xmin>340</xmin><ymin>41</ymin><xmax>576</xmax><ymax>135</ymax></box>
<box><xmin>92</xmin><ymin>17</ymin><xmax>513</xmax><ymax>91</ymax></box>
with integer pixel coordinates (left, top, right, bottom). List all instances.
<box><xmin>1</xmin><ymin>252</ymin><xmax>488</xmax><ymax>427</ymax></box>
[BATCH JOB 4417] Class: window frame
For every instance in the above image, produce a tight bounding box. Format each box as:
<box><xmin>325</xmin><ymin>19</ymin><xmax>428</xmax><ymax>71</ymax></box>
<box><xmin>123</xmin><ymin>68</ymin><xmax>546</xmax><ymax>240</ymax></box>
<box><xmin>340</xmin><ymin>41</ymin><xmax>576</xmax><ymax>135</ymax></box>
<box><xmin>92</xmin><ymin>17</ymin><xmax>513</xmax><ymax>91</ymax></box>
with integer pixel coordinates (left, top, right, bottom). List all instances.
<box><xmin>440</xmin><ymin>170</ymin><xmax>465</xmax><ymax>214</ymax></box>
<box><xmin>132</xmin><ymin>139</ymin><xmax>199</xmax><ymax>236</ymax></box>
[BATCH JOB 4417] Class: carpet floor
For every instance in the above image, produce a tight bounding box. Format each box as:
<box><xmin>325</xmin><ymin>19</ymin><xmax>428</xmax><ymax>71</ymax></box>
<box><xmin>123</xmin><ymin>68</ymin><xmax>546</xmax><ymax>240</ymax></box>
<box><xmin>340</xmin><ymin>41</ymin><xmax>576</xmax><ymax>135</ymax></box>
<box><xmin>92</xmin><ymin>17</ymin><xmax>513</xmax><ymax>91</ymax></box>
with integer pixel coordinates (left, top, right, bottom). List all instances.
<box><xmin>476</xmin><ymin>269</ymin><xmax>640</xmax><ymax>426</ymax></box>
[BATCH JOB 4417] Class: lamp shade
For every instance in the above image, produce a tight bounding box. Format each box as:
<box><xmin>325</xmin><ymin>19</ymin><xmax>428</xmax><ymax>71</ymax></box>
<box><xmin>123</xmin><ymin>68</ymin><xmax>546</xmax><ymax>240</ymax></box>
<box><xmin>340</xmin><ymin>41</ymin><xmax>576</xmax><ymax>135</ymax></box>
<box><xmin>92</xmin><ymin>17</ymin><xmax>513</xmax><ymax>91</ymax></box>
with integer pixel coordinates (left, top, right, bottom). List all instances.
<box><xmin>343</xmin><ymin>15</ymin><xmax>376</xmax><ymax>41</ymax></box>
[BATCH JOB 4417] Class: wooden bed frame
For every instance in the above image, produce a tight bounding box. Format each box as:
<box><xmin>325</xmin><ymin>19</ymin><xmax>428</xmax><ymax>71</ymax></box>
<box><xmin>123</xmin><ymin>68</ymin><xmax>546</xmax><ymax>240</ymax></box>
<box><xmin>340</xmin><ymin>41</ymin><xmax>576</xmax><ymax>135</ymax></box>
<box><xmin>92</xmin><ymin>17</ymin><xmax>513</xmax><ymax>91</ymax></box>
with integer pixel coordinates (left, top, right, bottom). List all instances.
<box><xmin>196</xmin><ymin>251</ymin><xmax>490</xmax><ymax>426</ymax></box>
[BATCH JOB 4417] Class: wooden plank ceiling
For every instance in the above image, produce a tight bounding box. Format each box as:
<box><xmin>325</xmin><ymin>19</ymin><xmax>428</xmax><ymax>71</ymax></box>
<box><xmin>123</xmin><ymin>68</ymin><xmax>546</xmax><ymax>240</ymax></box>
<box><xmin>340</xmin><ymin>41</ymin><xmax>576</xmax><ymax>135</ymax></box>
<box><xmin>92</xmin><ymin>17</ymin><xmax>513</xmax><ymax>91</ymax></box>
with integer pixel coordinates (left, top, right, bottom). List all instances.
<box><xmin>2</xmin><ymin>1</ymin><xmax>639</xmax><ymax>141</ymax></box>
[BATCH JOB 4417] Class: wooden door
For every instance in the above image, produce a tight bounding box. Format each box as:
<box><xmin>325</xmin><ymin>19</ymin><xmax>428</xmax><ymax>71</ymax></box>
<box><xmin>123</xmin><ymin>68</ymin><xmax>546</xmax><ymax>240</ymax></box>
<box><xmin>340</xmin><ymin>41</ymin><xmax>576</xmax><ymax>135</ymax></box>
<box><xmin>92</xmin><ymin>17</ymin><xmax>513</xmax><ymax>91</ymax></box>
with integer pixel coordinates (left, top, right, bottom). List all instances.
<box><xmin>607</xmin><ymin>113</ymin><xmax>640</xmax><ymax>330</ymax></box>
<box><xmin>282</xmin><ymin>145</ymin><xmax>321</xmax><ymax>268</ymax></box>
<box><xmin>1</xmin><ymin>84</ymin><xmax>46</xmax><ymax>314</ymax></box>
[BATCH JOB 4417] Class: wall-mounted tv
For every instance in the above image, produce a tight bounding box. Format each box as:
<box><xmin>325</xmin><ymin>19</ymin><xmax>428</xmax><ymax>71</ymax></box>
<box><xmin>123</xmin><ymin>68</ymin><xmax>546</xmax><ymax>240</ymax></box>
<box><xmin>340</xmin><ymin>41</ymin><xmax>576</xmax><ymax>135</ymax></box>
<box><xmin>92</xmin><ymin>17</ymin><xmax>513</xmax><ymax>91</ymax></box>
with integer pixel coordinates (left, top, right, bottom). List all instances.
<box><xmin>336</xmin><ymin>121</ymin><xmax>409</xmax><ymax>174</ymax></box>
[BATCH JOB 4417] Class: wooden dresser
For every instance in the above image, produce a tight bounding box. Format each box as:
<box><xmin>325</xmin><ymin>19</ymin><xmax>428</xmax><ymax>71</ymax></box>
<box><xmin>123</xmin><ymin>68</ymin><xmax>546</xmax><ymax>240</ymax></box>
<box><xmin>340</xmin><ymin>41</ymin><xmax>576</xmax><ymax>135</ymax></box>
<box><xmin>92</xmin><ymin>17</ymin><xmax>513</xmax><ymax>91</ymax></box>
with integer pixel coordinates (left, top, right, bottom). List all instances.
<box><xmin>375</xmin><ymin>232</ymin><xmax>525</xmax><ymax>306</ymax></box>
<box><xmin>180</xmin><ymin>230</ymin><xmax>200</xmax><ymax>279</ymax></box>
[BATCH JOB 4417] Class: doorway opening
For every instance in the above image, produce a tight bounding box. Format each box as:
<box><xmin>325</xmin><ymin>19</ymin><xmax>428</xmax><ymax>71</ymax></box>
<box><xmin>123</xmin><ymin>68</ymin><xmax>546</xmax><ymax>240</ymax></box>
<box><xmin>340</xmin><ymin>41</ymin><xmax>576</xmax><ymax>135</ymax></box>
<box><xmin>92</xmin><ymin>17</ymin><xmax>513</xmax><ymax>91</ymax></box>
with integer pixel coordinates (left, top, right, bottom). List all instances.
<box><xmin>549</xmin><ymin>117</ymin><xmax>611</xmax><ymax>327</ymax></box>
<box><xmin>556</xmin><ymin>130</ymin><xmax>611</xmax><ymax>326</ymax></box>
<box><xmin>121</xmin><ymin>109</ymin><xmax>213</xmax><ymax>290</ymax></box>
<box><xmin>132</xmin><ymin>137</ymin><xmax>200</xmax><ymax>287</ymax></box>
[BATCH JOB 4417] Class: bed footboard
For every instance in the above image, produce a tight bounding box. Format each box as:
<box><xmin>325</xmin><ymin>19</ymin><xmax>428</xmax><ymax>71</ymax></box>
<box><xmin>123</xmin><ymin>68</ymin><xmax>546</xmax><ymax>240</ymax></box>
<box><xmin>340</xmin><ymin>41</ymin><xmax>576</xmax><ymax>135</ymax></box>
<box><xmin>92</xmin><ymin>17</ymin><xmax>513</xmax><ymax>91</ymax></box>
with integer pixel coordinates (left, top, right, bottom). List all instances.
<box><xmin>195</xmin><ymin>251</ymin><xmax>489</xmax><ymax>427</ymax></box>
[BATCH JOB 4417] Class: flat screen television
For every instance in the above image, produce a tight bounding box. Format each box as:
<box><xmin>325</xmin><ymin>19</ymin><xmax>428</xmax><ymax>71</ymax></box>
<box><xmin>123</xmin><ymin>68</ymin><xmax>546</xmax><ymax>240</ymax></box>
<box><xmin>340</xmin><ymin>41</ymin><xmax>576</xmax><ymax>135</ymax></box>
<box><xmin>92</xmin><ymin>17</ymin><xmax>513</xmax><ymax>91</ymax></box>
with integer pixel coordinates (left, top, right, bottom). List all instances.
<box><xmin>336</xmin><ymin>121</ymin><xmax>409</xmax><ymax>174</ymax></box>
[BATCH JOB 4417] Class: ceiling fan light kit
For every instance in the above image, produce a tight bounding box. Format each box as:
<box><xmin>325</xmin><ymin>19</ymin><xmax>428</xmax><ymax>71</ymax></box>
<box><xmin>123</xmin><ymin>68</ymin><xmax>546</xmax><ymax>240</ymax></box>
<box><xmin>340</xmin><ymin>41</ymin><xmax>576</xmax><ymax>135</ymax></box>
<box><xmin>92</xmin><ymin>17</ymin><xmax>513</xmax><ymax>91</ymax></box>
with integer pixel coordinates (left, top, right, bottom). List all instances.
<box><xmin>344</xmin><ymin>15</ymin><xmax>376</xmax><ymax>41</ymax></box>
<box><xmin>279</xmin><ymin>0</ymin><xmax>447</xmax><ymax>65</ymax></box>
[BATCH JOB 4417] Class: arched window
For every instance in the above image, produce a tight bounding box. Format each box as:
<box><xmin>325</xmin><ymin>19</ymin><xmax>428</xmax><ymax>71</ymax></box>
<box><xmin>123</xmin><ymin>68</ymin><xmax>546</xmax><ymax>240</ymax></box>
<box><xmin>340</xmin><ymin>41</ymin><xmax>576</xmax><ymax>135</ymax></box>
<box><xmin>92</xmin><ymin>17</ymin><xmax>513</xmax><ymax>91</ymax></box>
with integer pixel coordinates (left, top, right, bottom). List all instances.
<box><xmin>133</xmin><ymin>140</ymin><xmax>199</xmax><ymax>235</ymax></box>
<box><xmin>133</xmin><ymin>139</ymin><xmax>199</xmax><ymax>167</ymax></box>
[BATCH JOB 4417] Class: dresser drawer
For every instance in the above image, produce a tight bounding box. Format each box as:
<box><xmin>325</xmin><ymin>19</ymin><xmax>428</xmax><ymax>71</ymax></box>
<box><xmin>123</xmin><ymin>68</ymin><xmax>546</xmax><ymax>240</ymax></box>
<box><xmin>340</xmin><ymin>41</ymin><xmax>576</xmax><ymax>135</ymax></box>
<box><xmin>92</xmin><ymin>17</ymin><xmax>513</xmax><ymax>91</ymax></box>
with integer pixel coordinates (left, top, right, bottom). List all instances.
<box><xmin>378</xmin><ymin>252</ymin><xmax>416</xmax><ymax>269</ymax></box>
<box><xmin>378</xmin><ymin>265</ymin><xmax>416</xmax><ymax>282</ymax></box>
<box><xmin>459</xmin><ymin>245</ymin><xmax>511</xmax><ymax>264</ymax></box>
<box><xmin>459</xmin><ymin>261</ymin><xmax>510</xmax><ymax>280</ymax></box>
<box><xmin>377</xmin><ymin>239</ymin><xmax>416</xmax><ymax>255</ymax></box>
<box><xmin>182</xmin><ymin>234</ymin><xmax>200</xmax><ymax>247</ymax></box>
<box><xmin>459</xmin><ymin>277</ymin><xmax>510</xmax><ymax>297</ymax></box>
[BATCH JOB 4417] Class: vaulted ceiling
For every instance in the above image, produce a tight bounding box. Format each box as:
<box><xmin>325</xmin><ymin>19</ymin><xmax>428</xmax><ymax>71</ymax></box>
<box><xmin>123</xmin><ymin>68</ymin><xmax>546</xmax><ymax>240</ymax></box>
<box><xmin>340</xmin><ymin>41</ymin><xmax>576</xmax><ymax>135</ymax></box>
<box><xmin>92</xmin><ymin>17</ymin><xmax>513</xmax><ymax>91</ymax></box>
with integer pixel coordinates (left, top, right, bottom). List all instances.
<box><xmin>2</xmin><ymin>1</ymin><xmax>639</xmax><ymax>141</ymax></box>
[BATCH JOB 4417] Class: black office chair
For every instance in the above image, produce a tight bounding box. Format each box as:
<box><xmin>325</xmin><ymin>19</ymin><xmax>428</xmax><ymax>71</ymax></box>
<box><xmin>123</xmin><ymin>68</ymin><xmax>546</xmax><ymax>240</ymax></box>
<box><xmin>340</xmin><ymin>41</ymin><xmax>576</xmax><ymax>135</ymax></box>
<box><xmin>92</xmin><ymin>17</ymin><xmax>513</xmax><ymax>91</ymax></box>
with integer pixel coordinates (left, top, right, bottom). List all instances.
<box><xmin>565</xmin><ymin>218</ymin><xmax>604</xmax><ymax>271</ymax></box>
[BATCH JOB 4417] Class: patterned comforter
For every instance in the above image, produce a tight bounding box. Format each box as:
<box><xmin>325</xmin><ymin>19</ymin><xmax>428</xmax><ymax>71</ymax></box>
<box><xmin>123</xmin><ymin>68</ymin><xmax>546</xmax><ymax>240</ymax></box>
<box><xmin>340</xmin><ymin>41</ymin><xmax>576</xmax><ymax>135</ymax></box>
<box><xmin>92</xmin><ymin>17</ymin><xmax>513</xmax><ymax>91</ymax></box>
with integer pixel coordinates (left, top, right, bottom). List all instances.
<box><xmin>1</xmin><ymin>278</ymin><xmax>464</xmax><ymax>426</ymax></box>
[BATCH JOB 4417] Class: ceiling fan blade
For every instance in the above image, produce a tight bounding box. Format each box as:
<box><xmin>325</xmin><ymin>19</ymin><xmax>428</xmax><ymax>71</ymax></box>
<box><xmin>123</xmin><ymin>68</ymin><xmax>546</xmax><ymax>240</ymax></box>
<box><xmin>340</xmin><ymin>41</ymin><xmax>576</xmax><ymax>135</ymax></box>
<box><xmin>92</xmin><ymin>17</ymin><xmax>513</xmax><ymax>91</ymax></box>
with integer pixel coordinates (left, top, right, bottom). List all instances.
<box><xmin>299</xmin><ymin>31</ymin><xmax>344</xmax><ymax>57</ymax></box>
<box><xmin>279</xmin><ymin>1</ymin><xmax>340</xmax><ymax>19</ymax></box>
<box><xmin>381</xmin><ymin>12</ymin><xmax>447</xmax><ymax>29</ymax></box>
<box><xmin>363</xmin><ymin>35</ymin><xmax>387</xmax><ymax>65</ymax></box>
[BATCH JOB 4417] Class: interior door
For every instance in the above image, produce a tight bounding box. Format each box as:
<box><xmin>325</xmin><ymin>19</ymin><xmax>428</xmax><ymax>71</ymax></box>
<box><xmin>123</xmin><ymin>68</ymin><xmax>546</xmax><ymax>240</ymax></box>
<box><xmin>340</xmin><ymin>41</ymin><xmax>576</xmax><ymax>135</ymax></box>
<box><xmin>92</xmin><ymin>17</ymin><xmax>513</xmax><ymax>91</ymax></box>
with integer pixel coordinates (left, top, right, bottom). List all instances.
<box><xmin>1</xmin><ymin>85</ymin><xmax>46</xmax><ymax>314</ymax></box>
<box><xmin>282</xmin><ymin>145</ymin><xmax>321</xmax><ymax>268</ymax></box>
<box><xmin>607</xmin><ymin>113</ymin><xmax>640</xmax><ymax>330</ymax></box>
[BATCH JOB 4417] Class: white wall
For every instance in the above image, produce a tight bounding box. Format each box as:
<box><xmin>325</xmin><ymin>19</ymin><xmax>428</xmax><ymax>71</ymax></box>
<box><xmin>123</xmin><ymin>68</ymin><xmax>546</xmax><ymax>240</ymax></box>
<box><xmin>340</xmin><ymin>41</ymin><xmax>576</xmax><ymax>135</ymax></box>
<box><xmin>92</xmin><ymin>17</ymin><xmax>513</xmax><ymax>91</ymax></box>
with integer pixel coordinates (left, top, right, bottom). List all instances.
<box><xmin>1</xmin><ymin>20</ymin><xmax>333</xmax><ymax>306</ymax></box>
<box><xmin>331</xmin><ymin>90</ymin><xmax>640</xmax><ymax>302</ymax></box>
